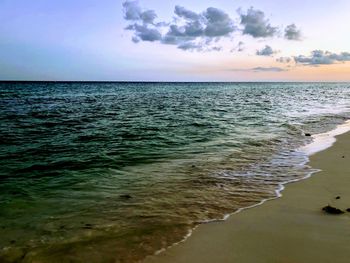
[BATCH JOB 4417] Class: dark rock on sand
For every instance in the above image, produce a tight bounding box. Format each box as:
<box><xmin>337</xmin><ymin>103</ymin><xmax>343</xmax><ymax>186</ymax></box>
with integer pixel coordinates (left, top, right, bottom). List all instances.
<box><xmin>322</xmin><ymin>205</ymin><xmax>344</xmax><ymax>214</ymax></box>
<box><xmin>346</xmin><ymin>208</ymin><xmax>350</xmax><ymax>212</ymax></box>
<box><xmin>305</xmin><ymin>133</ymin><xmax>312</xmax><ymax>137</ymax></box>
<box><xmin>335</xmin><ymin>196</ymin><xmax>341</xmax><ymax>199</ymax></box>
<box><xmin>120</xmin><ymin>194</ymin><xmax>132</xmax><ymax>199</ymax></box>
<box><xmin>83</xmin><ymin>223</ymin><xmax>93</xmax><ymax>229</ymax></box>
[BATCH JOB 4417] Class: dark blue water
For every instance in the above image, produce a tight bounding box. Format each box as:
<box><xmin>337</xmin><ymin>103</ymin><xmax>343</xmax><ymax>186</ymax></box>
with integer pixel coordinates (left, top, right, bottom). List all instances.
<box><xmin>0</xmin><ymin>82</ymin><xmax>349</xmax><ymax>262</ymax></box>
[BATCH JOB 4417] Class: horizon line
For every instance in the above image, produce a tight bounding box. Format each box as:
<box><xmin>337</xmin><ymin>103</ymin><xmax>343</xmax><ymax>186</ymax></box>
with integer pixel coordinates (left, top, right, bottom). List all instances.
<box><xmin>1</xmin><ymin>80</ymin><xmax>350</xmax><ymax>84</ymax></box>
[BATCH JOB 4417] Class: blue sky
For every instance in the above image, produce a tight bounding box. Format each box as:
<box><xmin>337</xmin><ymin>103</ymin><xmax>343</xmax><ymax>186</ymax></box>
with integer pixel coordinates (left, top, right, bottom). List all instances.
<box><xmin>1</xmin><ymin>0</ymin><xmax>350</xmax><ymax>81</ymax></box>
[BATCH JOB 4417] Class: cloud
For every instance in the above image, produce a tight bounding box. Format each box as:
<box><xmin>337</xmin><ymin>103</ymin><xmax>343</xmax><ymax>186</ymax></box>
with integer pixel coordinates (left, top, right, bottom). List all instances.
<box><xmin>140</xmin><ymin>10</ymin><xmax>158</xmax><ymax>24</ymax></box>
<box><xmin>256</xmin><ymin>45</ymin><xmax>276</xmax><ymax>56</ymax></box>
<box><xmin>330</xmin><ymin>52</ymin><xmax>350</xmax><ymax>61</ymax></box>
<box><xmin>237</xmin><ymin>41</ymin><xmax>244</xmax><ymax>52</ymax></box>
<box><xmin>126</xmin><ymin>23</ymin><xmax>162</xmax><ymax>42</ymax></box>
<box><xmin>294</xmin><ymin>50</ymin><xmax>350</xmax><ymax>65</ymax></box>
<box><xmin>231</xmin><ymin>41</ymin><xmax>245</xmax><ymax>52</ymax></box>
<box><xmin>252</xmin><ymin>67</ymin><xmax>287</xmax><ymax>72</ymax></box>
<box><xmin>211</xmin><ymin>46</ymin><xmax>223</xmax><ymax>52</ymax></box>
<box><xmin>122</xmin><ymin>2</ymin><xmax>302</xmax><ymax>52</ymax></box>
<box><xmin>123</xmin><ymin>1</ymin><xmax>162</xmax><ymax>43</ymax></box>
<box><xmin>123</xmin><ymin>1</ymin><xmax>142</xmax><ymax>21</ymax></box>
<box><xmin>174</xmin><ymin>5</ymin><xmax>200</xmax><ymax>20</ymax></box>
<box><xmin>284</xmin><ymin>24</ymin><xmax>301</xmax><ymax>40</ymax></box>
<box><xmin>123</xmin><ymin>2</ymin><xmax>236</xmax><ymax>52</ymax></box>
<box><xmin>162</xmin><ymin>6</ymin><xmax>235</xmax><ymax>51</ymax></box>
<box><xmin>204</xmin><ymin>7</ymin><xmax>235</xmax><ymax>37</ymax></box>
<box><xmin>123</xmin><ymin>1</ymin><xmax>157</xmax><ymax>24</ymax></box>
<box><xmin>229</xmin><ymin>67</ymin><xmax>287</xmax><ymax>72</ymax></box>
<box><xmin>276</xmin><ymin>57</ymin><xmax>292</xmax><ymax>63</ymax></box>
<box><xmin>239</xmin><ymin>7</ymin><xmax>278</xmax><ymax>38</ymax></box>
<box><xmin>178</xmin><ymin>42</ymin><xmax>203</xmax><ymax>51</ymax></box>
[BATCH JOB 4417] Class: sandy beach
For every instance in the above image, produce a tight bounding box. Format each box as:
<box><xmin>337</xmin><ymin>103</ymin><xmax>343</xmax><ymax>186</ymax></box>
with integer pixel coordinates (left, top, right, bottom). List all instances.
<box><xmin>145</xmin><ymin>131</ymin><xmax>350</xmax><ymax>263</ymax></box>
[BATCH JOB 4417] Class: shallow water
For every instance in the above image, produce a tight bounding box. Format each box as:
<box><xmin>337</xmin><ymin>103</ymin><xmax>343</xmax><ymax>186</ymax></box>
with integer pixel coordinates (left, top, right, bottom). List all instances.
<box><xmin>0</xmin><ymin>82</ymin><xmax>349</xmax><ymax>262</ymax></box>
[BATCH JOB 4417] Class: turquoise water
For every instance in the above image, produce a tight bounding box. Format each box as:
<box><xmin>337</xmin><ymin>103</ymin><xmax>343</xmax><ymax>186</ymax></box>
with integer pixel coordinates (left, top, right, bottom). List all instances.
<box><xmin>0</xmin><ymin>82</ymin><xmax>349</xmax><ymax>262</ymax></box>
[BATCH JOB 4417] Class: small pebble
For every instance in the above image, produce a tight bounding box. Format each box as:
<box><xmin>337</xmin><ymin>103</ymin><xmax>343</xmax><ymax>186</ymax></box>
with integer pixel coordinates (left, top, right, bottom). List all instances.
<box><xmin>346</xmin><ymin>208</ymin><xmax>350</xmax><ymax>212</ymax></box>
<box><xmin>120</xmin><ymin>194</ymin><xmax>132</xmax><ymax>199</ymax></box>
<box><xmin>83</xmin><ymin>224</ymin><xmax>93</xmax><ymax>229</ymax></box>
<box><xmin>336</xmin><ymin>196</ymin><xmax>341</xmax><ymax>200</ymax></box>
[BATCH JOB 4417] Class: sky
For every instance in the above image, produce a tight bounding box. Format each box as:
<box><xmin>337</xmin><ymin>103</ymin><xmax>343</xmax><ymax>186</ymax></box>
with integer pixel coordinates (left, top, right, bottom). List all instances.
<box><xmin>1</xmin><ymin>0</ymin><xmax>350</xmax><ymax>81</ymax></box>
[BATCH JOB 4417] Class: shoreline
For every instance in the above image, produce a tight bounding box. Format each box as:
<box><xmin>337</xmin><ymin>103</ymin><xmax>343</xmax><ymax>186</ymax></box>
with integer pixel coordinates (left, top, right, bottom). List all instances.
<box><xmin>145</xmin><ymin>123</ymin><xmax>350</xmax><ymax>263</ymax></box>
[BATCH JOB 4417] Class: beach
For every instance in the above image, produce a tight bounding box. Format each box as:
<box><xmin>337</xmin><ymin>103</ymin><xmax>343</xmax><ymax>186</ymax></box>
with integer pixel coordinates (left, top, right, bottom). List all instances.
<box><xmin>2</xmin><ymin>0</ymin><xmax>350</xmax><ymax>260</ymax></box>
<box><xmin>145</xmin><ymin>131</ymin><xmax>350</xmax><ymax>263</ymax></box>
<box><xmin>1</xmin><ymin>82</ymin><xmax>349</xmax><ymax>262</ymax></box>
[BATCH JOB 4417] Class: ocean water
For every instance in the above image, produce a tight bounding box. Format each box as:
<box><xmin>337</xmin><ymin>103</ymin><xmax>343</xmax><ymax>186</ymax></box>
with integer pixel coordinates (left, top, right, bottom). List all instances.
<box><xmin>0</xmin><ymin>82</ymin><xmax>349</xmax><ymax>262</ymax></box>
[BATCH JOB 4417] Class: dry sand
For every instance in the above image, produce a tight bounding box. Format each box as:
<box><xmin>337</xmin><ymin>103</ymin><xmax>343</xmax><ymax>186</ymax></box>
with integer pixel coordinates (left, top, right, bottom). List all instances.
<box><xmin>145</xmin><ymin>132</ymin><xmax>350</xmax><ymax>263</ymax></box>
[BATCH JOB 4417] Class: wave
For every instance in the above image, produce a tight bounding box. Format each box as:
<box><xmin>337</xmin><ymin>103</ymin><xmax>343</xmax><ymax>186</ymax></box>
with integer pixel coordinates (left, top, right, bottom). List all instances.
<box><xmin>150</xmin><ymin>118</ymin><xmax>350</xmax><ymax>261</ymax></box>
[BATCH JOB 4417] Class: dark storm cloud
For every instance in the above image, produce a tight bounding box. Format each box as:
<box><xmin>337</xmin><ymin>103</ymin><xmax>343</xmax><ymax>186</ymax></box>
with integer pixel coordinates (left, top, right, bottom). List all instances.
<box><xmin>239</xmin><ymin>7</ymin><xmax>278</xmax><ymax>38</ymax></box>
<box><xmin>256</xmin><ymin>45</ymin><xmax>276</xmax><ymax>56</ymax></box>
<box><xmin>294</xmin><ymin>50</ymin><xmax>350</xmax><ymax>65</ymax></box>
<box><xmin>284</xmin><ymin>24</ymin><xmax>301</xmax><ymax>40</ymax></box>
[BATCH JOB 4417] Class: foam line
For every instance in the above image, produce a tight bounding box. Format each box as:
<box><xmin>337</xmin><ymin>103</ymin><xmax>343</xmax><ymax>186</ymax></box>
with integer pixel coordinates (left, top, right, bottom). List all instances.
<box><xmin>149</xmin><ymin>119</ymin><xmax>350</xmax><ymax>261</ymax></box>
<box><xmin>300</xmin><ymin>120</ymin><xmax>350</xmax><ymax>156</ymax></box>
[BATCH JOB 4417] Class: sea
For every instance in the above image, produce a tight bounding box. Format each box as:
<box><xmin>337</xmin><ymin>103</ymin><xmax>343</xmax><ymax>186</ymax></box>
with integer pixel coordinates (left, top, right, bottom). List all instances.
<box><xmin>0</xmin><ymin>82</ymin><xmax>349</xmax><ymax>262</ymax></box>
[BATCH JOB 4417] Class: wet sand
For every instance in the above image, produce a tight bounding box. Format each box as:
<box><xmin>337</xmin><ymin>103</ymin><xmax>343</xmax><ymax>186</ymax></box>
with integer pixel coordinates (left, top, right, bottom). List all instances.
<box><xmin>145</xmin><ymin>132</ymin><xmax>350</xmax><ymax>263</ymax></box>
